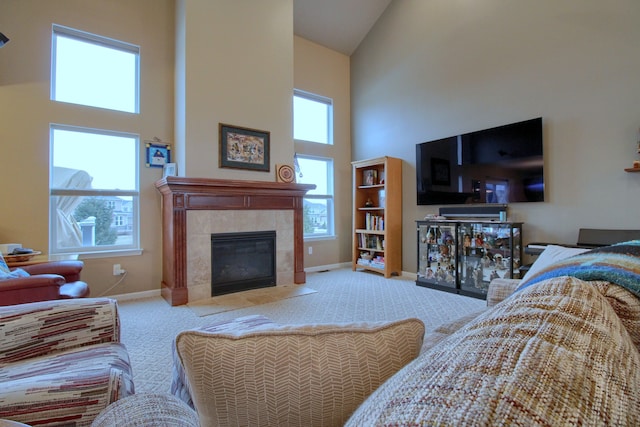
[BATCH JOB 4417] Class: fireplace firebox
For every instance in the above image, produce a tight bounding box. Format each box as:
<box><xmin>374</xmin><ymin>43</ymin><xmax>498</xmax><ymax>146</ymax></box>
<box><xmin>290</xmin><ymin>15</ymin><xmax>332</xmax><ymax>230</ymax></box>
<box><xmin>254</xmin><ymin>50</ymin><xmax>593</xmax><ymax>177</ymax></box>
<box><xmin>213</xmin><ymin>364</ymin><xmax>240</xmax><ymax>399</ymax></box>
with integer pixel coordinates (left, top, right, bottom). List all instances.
<box><xmin>210</xmin><ymin>231</ymin><xmax>276</xmax><ymax>296</ymax></box>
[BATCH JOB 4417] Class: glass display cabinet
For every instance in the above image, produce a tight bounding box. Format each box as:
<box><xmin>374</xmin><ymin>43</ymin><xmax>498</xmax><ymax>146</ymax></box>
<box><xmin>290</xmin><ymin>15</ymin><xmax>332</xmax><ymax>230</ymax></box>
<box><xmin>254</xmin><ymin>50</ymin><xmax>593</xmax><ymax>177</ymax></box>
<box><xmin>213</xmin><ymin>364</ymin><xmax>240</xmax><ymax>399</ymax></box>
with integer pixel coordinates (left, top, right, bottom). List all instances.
<box><xmin>416</xmin><ymin>219</ymin><xmax>523</xmax><ymax>299</ymax></box>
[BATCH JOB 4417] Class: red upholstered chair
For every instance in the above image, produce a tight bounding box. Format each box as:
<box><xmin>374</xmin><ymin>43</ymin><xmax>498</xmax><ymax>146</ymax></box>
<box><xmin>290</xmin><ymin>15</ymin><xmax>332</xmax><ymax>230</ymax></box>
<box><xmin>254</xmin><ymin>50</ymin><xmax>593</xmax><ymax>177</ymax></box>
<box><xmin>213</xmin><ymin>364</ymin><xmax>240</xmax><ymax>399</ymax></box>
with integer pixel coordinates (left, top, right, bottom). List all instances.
<box><xmin>0</xmin><ymin>261</ymin><xmax>90</xmax><ymax>306</ymax></box>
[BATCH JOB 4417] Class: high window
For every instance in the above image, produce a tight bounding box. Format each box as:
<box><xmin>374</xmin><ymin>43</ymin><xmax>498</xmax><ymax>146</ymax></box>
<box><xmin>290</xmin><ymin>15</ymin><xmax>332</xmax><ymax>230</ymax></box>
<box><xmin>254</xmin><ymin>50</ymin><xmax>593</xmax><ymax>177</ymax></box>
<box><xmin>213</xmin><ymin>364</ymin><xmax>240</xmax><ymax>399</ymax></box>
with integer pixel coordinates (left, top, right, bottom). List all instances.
<box><xmin>293</xmin><ymin>90</ymin><xmax>335</xmax><ymax>238</ymax></box>
<box><xmin>50</xmin><ymin>25</ymin><xmax>140</xmax><ymax>256</ymax></box>
<box><xmin>51</xmin><ymin>24</ymin><xmax>139</xmax><ymax>113</ymax></box>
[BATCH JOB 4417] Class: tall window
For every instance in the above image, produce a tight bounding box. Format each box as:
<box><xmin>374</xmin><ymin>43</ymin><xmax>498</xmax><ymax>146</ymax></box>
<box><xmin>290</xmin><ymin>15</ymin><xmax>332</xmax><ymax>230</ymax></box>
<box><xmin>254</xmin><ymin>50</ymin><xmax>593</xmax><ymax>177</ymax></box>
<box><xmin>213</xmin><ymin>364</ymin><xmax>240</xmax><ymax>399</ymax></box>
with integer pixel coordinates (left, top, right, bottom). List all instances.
<box><xmin>50</xmin><ymin>125</ymin><xmax>139</xmax><ymax>255</ymax></box>
<box><xmin>50</xmin><ymin>25</ymin><xmax>140</xmax><ymax>256</ymax></box>
<box><xmin>295</xmin><ymin>155</ymin><xmax>334</xmax><ymax>238</ymax></box>
<box><xmin>293</xmin><ymin>90</ymin><xmax>335</xmax><ymax>238</ymax></box>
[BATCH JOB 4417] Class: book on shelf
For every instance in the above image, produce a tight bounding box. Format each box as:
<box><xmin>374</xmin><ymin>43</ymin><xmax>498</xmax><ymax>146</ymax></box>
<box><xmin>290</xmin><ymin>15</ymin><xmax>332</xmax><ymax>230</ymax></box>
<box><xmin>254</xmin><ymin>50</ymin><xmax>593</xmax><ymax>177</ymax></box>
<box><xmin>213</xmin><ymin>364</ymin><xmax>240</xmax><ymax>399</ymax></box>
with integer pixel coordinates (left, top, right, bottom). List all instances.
<box><xmin>365</xmin><ymin>212</ymin><xmax>385</xmax><ymax>231</ymax></box>
<box><xmin>358</xmin><ymin>234</ymin><xmax>384</xmax><ymax>250</ymax></box>
<box><xmin>370</xmin><ymin>256</ymin><xmax>385</xmax><ymax>269</ymax></box>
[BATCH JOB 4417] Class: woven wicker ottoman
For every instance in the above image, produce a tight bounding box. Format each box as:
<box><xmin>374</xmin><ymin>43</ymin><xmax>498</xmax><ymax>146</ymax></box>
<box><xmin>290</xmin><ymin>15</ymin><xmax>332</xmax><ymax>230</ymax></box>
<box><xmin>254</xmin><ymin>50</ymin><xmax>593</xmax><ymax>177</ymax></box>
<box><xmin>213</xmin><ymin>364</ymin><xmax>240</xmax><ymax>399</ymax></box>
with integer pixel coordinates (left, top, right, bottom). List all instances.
<box><xmin>91</xmin><ymin>393</ymin><xmax>198</xmax><ymax>427</ymax></box>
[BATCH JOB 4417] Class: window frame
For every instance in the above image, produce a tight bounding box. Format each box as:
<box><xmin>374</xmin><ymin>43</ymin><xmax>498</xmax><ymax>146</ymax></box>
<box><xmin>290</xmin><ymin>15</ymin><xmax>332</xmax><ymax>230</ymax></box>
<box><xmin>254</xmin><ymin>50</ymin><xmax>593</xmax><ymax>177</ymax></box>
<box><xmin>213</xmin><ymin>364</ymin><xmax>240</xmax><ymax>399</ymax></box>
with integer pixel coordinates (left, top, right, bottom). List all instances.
<box><xmin>51</xmin><ymin>23</ymin><xmax>140</xmax><ymax>114</ymax></box>
<box><xmin>49</xmin><ymin>124</ymin><xmax>141</xmax><ymax>257</ymax></box>
<box><xmin>295</xmin><ymin>154</ymin><xmax>335</xmax><ymax>240</ymax></box>
<box><xmin>293</xmin><ymin>89</ymin><xmax>333</xmax><ymax>145</ymax></box>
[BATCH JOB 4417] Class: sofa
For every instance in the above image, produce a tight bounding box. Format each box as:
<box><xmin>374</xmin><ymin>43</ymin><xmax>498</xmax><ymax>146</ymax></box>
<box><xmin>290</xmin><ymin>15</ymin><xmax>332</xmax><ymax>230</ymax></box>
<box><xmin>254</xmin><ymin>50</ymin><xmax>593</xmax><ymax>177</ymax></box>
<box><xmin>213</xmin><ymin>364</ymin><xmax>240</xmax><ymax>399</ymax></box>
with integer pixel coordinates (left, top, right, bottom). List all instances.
<box><xmin>0</xmin><ymin>298</ymin><xmax>134</xmax><ymax>426</ymax></box>
<box><xmin>347</xmin><ymin>241</ymin><xmax>640</xmax><ymax>425</ymax></box>
<box><xmin>96</xmin><ymin>241</ymin><xmax>640</xmax><ymax>426</ymax></box>
<box><xmin>0</xmin><ymin>257</ymin><xmax>90</xmax><ymax>306</ymax></box>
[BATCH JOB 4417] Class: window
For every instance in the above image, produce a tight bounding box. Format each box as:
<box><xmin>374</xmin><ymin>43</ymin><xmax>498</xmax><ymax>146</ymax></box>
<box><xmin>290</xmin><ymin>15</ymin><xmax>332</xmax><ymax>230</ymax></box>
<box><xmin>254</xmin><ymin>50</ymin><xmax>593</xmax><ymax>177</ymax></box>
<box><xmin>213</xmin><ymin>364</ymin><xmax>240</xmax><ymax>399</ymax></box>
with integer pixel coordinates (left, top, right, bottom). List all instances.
<box><xmin>50</xmin><ymin>25</ymin><xmax>141</xmax><ymax>256</ymax></box>
<box><xmin>50</xmin><ymin>125</ymin><xmax>140</xmax><ymax>255</ymax></box>
<box><xmin>295</xmin><ymin>155</ymin><xmax>334</xmax><ymax>238</ymax></box>
<box><xmin>51</xmin><ymin>24</ymin><xmax>139</xmax><ymax>113</ymax></box>
<box><xmin>293</xmin><ymin>90</ymin><xmax>335</xmax><ymax>239</ymax></box>
<box><xmin>293</xmin><ymin>90</ymin><xmax>332</xmax><ymax>145</ymax></box>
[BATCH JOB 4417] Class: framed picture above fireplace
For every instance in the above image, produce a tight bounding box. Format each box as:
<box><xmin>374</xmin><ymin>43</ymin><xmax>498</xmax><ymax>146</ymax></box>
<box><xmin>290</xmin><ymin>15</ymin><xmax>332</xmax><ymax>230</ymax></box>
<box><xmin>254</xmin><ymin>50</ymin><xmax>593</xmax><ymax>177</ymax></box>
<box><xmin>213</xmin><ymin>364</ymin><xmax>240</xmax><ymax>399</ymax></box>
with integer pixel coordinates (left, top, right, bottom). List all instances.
<box><xmin>219</xmin><ymin>123</ymin><xmax>270</xmax><ymax>172</ymax></box>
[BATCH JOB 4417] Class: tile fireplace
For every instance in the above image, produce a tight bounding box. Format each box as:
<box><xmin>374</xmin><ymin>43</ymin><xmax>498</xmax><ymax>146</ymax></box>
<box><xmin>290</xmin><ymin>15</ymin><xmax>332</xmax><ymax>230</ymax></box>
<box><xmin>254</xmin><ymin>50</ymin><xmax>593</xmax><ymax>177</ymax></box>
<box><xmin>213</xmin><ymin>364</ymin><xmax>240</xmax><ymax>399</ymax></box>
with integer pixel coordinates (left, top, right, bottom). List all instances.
<box><xmin>155</xmin><ymin>177</ymin><xmax>315</xmax><ymax>306</ymax></box>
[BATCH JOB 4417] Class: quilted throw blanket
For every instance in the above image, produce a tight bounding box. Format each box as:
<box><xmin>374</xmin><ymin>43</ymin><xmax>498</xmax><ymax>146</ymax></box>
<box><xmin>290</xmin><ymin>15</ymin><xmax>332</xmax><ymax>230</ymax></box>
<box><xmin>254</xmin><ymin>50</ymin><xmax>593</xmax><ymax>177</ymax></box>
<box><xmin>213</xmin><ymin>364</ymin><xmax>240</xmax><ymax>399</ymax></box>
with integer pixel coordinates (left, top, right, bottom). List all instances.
<box><xmin>346</xmin><ymin>276</ymin><xmax>640</xmax><ymax>426</ymax></box>
<box><xmin>517</xmin><ymin>240</ymin><xmax>640</xmax><ymax>297</ymax></box>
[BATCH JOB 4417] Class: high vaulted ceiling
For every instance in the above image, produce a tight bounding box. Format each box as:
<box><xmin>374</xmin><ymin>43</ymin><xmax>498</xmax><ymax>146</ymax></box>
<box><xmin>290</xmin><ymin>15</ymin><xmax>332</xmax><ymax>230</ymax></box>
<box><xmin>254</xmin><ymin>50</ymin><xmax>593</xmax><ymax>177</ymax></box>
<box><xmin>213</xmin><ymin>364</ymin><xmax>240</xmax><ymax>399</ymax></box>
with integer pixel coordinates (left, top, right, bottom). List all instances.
<box><xmin>293</xmin><ymin>0</ymin><xmax>393</xmax><ymax>56</ymax></box>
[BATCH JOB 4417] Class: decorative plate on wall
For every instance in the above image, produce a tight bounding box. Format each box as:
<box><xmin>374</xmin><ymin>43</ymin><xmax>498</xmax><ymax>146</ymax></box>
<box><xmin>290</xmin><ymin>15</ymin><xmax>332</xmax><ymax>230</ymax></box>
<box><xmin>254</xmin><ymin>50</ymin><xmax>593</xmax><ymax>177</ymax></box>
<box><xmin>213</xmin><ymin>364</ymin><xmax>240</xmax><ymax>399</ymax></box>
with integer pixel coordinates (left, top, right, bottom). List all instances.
<box><xmin>276</xmin><ymin>164</ymin><xmax>295</xmax><ymax>183</ymax></box>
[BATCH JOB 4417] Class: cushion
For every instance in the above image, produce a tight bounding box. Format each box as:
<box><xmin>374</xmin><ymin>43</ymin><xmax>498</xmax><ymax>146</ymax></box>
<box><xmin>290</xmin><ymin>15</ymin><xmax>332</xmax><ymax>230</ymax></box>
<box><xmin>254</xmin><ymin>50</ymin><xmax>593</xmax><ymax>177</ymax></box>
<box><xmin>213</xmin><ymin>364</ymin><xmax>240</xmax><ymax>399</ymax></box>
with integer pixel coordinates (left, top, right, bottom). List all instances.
<box><xmin>175</xmin><ymin>317</ymin><xmax>425</xmax><ymax>427</ymax></box>
<box><xmin>519</xmin><ymin>244</ymin><xmax>589</xmax><ymax>285</ymax></box>
<box><xmin>0</xmin><ymin>342</ymin><xmax>134</xmax><ymax>426</ymax></box>
<box><xmin>0</xmin><ymin>252</ymin><xmax>31</xmax><ymax>279</ymax></box>
<box><xmin>346</xmin><ymin>276</ymin><xmax>640</xmax><ymax>425</ymax></box>
<box><xmin>171</xmin><ymin>314</ymin><xmax>278</xmax><ymax>408</ymax></box>
<box><xmin>0</xmin><ymin>252</ymin><xmax>9</xmax><ymax>275</ymax></box>
<box><xmin>0</xmin><ymin>268</ymin><xmax>30</xmax><ymax>280</ymax></box>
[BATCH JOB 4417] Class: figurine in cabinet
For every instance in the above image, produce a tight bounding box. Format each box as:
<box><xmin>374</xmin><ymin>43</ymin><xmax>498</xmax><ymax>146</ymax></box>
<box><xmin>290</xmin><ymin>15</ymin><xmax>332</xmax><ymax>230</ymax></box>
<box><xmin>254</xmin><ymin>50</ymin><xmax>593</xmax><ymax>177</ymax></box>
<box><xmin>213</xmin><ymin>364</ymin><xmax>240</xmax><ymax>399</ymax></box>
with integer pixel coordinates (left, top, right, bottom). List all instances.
<box><xmin>439</xmin><ymin>244</ymin><xmax>449</xmax><ymax>256</ymax></box>
<box><xmin>426</xmin><ymin>268</ymin><xmax>435</xmax><ymax>279</ymax></box>
<box><xmin>482</xmin><ymin>253</ymin><xmax>492</xmax><ymax>268</ymax></box>
<box><xmin>473</xmin><ymin>265</ymin><xmax>483</xmax><ymax>288</ymax></box>
<box><xmin>442</xmin><ymin>229</ymin><xmax>454</xmax><ymax>245</ymax></box>
<box><xmin>489</xmin><ymin>270</ymin><xmax>500</xmax><ymax>281</ymax></box>
<box><xmin>463</xmin><ymin>234</ymin><xmax>472</xmax><ymax>248</ymax></box>
<box><xmin>494</xmin><ymin>253</ymin><xmax>503</xmax><ymax>269</ymax></box>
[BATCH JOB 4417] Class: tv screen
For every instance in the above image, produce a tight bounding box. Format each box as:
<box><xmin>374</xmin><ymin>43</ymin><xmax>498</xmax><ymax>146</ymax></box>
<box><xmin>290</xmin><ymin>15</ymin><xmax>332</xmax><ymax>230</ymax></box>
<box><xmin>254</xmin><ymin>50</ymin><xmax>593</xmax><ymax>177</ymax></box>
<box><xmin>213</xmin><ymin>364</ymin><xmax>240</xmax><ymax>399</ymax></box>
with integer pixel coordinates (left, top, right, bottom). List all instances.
<box><xmin>416</xmin><ymin>117</ymin><xmax>544</xmax><ymax>205</ymax></box>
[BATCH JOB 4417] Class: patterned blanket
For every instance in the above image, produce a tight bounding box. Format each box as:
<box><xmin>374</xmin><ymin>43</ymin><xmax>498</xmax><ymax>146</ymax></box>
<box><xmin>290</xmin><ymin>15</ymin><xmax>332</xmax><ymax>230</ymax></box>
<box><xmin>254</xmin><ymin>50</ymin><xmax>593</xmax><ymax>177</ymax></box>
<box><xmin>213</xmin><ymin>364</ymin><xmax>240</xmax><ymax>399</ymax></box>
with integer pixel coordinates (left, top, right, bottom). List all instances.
<box><xmin>347</xmin><ymin>277</ymin><xmax>640</xmax><ymax>425</ymax></box>
<box><xmin>517</xmin><ymin>240</ymin><xmax>640</xmax><ymax>298</ymax></box>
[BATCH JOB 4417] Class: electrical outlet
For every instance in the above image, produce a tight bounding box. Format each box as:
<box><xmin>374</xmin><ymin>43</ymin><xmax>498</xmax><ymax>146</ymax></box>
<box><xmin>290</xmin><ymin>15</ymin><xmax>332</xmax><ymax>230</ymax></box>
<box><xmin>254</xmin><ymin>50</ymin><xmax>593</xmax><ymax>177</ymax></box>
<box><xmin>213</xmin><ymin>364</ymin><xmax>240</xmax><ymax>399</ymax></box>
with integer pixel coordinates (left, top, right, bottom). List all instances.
<box><xmin>113</xmin><ymin>264</ymin><xmax>125</xmax><ymax>275</ymax></box>
<box><xmin>308</xmin><ymin>246</ymin><xmax>313</xmax><ymax>255</ymax></box>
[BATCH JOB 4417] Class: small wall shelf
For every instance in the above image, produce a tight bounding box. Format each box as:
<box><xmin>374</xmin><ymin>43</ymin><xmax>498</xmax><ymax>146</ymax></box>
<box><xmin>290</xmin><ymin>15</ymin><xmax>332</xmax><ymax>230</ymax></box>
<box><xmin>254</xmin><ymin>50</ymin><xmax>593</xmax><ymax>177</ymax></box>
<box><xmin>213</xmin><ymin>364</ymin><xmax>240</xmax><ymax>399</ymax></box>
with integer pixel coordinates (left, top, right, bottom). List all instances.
<box><xmin>624</xmin><ymin>168</ymin><xmax>640</xmax><ymax>173</ymax></box>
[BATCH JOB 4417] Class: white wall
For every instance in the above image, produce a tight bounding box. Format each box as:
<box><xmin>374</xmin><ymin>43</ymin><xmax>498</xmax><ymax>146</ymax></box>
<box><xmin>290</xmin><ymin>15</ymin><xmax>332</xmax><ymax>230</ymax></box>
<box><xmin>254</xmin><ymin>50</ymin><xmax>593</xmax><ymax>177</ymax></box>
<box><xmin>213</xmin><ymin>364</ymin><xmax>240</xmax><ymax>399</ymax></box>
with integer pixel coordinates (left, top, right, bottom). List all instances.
<box><xmin>351</xmin><ymin>0</ymin><xmax>640</xmax><ymax>272</ymax></box>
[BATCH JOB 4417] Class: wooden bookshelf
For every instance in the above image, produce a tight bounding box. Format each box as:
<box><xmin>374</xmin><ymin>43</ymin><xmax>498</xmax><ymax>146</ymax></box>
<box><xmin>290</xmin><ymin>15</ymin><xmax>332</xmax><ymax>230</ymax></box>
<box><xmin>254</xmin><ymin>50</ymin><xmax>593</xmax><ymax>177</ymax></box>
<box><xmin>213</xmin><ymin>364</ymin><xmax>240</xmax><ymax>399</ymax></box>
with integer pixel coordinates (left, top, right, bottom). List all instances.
<box><xmin>351</xmin><ymin>156</ymin><xmax>402</xmax><ymax>278</ymax></box>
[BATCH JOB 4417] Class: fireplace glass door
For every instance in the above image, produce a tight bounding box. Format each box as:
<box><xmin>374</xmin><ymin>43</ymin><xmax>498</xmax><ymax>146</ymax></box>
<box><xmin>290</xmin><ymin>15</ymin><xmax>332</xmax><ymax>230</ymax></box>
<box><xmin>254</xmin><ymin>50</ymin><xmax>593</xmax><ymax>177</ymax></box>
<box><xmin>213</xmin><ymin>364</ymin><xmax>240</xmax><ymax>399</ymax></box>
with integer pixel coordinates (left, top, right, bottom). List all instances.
<box><xmin>210</xmin><ymin>230</ymin><xmax>276</xmax><ymax>296</ymax></box>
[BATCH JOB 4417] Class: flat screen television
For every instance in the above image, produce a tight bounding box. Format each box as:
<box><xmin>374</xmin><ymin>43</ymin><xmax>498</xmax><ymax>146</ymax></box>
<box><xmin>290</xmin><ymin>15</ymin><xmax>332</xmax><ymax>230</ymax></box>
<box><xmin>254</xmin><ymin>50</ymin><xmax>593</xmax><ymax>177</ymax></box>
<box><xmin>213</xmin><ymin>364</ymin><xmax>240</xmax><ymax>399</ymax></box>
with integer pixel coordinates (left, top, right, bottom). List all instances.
<box><xmin>416</xmin><ymin>117</ymin><xmax>544</xmax><ymax>205</ymax></box>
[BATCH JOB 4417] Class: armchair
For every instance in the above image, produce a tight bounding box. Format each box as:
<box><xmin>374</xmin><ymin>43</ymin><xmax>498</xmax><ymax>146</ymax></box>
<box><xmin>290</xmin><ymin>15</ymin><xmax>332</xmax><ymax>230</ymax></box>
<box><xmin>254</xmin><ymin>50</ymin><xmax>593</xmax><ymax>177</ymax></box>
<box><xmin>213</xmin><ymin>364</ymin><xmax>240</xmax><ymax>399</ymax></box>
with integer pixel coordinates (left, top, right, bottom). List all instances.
<box><xmin>0</xmin><ymin>298</ymin><xmax>134</xmax><ymax>426</ymax></box>
<box><xmin>0</xmin><ymin>260</ymin><xmax>90</xmax><ymax>306</ymax></box>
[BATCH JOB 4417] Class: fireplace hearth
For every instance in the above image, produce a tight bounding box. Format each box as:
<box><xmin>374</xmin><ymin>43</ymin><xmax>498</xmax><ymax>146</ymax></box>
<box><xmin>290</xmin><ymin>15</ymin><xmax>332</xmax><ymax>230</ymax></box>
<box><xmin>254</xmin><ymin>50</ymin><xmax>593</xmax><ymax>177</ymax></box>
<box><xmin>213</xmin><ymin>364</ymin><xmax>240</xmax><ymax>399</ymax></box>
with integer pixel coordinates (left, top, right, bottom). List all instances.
<box><xmin>155</xmin><ymin>177</ymin><xmax>315</xmax><ymax>305</ymax></box>
<box><xmin>211</xmin><ymin>231</ymin><xmax>276</xmax><ymax>296</ymax></box>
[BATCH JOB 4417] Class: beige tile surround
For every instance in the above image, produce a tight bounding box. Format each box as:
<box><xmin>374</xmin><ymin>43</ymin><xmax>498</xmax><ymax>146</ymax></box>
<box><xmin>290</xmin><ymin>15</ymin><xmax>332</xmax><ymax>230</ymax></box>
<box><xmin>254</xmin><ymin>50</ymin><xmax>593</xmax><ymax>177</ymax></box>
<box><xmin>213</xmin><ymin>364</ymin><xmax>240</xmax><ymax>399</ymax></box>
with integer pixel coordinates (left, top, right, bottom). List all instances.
<box><xmin>186</xmin><ymin>210</ymin><xmax>294</xmax><ymax>302</ymax></box>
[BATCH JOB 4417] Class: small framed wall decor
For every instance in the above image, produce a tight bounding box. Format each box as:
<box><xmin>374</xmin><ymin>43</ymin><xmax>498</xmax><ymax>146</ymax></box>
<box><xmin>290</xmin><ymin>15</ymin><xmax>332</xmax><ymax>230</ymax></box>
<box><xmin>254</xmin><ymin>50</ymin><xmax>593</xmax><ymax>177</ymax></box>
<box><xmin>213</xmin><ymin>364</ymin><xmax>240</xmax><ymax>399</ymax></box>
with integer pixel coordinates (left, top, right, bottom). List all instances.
<box><xmin>219</xmin><ymin>123</ymin><xmax>270</xmax><ymax>172</ymax></box>
<box><xmin>162</xmin><ymin>163</ymin><xmax>177</xmax><ymax>178</ymax></box>
<box><xmin>145</xmin><ymin>141</ymin><xmax>171</xmax><ymax>168</ymax></box>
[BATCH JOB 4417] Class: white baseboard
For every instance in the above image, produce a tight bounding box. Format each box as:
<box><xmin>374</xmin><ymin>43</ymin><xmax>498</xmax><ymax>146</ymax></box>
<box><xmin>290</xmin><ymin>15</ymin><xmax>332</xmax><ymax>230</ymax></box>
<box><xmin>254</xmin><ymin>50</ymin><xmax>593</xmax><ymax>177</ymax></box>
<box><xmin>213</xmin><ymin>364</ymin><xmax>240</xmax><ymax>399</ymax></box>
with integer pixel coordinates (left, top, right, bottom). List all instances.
<box><xmin>109</xmin><ymin>289</ymin><xmax>161</xmax><ymax>302</ymax></box>
<box><xmin>305</xmin><ymin>262</ymin><xmax>352</xmax><ymax>273</ymax></box>
<box><xmin>305</xmin><ymin>263</ymin><xmax>417</xmax><ymax>281</ymax></box>
<box><xmin>402</xmin><ymin>271</ymin><xmax>417</xmax><ymax>280</ymax></box>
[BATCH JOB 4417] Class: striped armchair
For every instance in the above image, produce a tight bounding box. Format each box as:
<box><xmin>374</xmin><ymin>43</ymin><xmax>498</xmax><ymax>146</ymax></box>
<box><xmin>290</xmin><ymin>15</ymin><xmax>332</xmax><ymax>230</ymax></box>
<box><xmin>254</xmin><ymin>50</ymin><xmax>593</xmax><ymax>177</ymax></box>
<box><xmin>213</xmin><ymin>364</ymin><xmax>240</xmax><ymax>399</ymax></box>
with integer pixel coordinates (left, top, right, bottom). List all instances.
<box><xmin>0</xmin><ymin>298</ymin><xmax>134</xmax><ymax>426</ymax></box>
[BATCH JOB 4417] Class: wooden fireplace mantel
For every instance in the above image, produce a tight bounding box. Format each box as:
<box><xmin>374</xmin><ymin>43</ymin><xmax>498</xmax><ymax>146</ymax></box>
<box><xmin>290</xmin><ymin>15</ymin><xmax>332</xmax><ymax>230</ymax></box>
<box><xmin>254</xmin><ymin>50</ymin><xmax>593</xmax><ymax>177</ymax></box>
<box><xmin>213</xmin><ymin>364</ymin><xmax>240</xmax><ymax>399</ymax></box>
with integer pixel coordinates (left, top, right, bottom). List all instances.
<box><xmin>155</xmin><ymin>177</ymin><xmax>315</xmax><ymax>306</ymax></box>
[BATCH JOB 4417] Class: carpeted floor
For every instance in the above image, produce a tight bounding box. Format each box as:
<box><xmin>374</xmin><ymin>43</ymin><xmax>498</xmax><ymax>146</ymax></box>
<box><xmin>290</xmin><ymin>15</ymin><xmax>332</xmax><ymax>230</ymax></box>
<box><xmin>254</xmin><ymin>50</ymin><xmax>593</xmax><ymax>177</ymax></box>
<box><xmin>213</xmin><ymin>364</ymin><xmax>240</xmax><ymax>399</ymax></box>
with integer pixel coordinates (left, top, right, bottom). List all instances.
<box><xmin>117</xmin><ymin>268</ymin><xmax>486</xmax><ymax>393</ymax></box>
